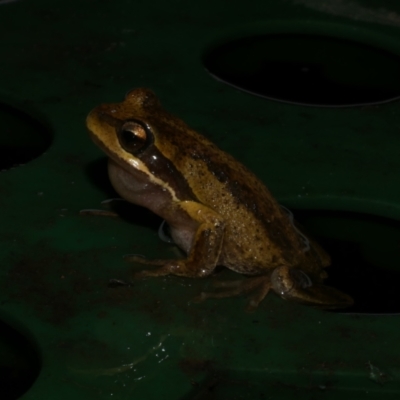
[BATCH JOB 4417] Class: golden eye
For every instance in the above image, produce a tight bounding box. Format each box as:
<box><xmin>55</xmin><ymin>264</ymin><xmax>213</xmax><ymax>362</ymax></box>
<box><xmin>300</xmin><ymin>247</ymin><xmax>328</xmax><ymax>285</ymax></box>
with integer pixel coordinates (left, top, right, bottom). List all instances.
<box><xmin>119</xmin><ymin>121</ymin><xmax>150</xmax><ymax>153</ymax></box>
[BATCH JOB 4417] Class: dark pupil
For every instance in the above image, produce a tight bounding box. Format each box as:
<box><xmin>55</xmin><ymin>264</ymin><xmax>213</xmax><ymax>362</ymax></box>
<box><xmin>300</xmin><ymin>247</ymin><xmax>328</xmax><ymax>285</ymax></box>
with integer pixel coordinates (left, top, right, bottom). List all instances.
<box><xmin>121</xmin><ymin>129</ymin><xmax>143</xmax><ymax>150</ymax></box>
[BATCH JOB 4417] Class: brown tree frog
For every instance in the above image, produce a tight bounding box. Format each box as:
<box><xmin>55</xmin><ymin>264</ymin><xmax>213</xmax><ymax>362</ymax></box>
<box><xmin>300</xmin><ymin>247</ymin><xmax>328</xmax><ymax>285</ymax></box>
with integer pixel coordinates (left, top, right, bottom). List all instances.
<box><xmin>86</xmin><ymin>88</ymin><xmax>353</xmax><ymax>310</ymax></box>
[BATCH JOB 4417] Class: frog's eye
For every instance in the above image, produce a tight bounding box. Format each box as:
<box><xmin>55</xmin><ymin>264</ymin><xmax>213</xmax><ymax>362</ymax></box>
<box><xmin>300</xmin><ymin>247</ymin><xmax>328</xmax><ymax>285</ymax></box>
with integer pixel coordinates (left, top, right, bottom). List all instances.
<box><xmin>118</xmin><ymin>121</ymin><xmax>152</xmax><ymax>154</ymax></box>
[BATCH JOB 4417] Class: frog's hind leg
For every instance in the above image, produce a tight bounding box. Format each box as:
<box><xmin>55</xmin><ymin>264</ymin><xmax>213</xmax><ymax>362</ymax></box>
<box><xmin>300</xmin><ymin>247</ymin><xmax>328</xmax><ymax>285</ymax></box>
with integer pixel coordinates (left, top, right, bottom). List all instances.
<box><xmin>124</xmin><ymin>254</ymin><xmax>169</xmax><ymax>266</ymax></box>
<box><xmin>246</xmin><ymin>278</ymin><xmax>274</xmax><ymax>312</ymax></box>
<box><xmin>195</xmin><ymin>275</ymin><xmax>272</xmax><ymax>312</ymax></box>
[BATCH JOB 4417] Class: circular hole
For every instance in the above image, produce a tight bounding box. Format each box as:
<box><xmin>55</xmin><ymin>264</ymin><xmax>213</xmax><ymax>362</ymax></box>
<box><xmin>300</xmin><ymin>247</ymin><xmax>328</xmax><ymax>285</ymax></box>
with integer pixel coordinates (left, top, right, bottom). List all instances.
<box><xmin>204</xmin><ymin>34</ymin><xmax>400</xmax><ymax>106</ymax></box>
<box><xmin>0</xmin><ymin>102</ymin><xmax>51</xmax><ymax>171</ymax></box>
<box><xmin>294</xmin><ymin>209</ymin><xmax>400</xmax><ymax>314</ymax></box>
<box><xmin>0</xmin><ymin>318</ymin><xmax>41</xmax><ymax>399</ymax></box>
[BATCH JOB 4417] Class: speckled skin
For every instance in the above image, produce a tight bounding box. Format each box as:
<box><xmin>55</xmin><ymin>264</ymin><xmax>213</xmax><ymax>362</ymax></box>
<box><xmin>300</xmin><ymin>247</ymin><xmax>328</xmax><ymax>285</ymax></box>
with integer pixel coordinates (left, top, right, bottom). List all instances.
<box><xmin>86</xmin><ymin>88</ymin><xmax>353</xmax><ymax>309</ymax></box>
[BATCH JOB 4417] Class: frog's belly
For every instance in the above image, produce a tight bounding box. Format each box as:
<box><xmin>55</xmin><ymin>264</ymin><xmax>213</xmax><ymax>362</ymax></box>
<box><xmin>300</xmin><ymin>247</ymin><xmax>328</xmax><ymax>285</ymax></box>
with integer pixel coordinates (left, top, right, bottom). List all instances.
<box><xmin>171</xmin><ymin>226</ymin><xmax>278</xmax><ymax>275</ymax></box>
<box><xmin>220</xmin><ymin>243</ymin><xmax>287</xmax><ymax>275</ymax></box>
<box><xmin>221</xmin><ymin>258</ymin><xmax>273</xmax><ymax>275</ymax></box>
<box><xmin>170</xmin><ymin>220</ymin><xmax>292</xmax><ymax>276</ymax></box>
<box><xmin>170</xmin><ymin>226</ymin><xmax>195</xmax><ymax>255</ymax></box>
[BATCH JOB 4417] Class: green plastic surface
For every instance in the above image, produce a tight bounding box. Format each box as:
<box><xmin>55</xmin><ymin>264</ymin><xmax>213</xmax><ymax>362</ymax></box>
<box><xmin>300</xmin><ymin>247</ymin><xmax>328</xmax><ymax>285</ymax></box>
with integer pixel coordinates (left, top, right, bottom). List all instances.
<box><xmin>1</xmin><ymin>0</ymin><xmax>400</xmax><ymax>399</ymax></box>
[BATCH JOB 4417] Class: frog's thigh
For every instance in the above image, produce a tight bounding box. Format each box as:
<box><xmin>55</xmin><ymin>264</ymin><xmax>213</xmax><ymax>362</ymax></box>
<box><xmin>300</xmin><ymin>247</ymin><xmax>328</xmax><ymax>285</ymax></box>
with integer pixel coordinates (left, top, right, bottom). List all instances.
<box><xmin>270</xmin><ymin>265</ymin><xmax>353</xmax><ymax>308</ymax></box>
<box><xmin>135</xmin><ymin>201</ymin><xmax>225</xmax><ymax>278</ymax></box>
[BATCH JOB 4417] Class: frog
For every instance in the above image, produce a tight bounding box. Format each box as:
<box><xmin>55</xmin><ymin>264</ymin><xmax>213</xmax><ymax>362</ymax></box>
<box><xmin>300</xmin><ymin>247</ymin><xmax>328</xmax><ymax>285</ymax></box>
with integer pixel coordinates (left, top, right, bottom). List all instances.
<box><xmin>86</xmin><ymin>88</ymin><xmax>353</xmax><ymax>310</ymax></box>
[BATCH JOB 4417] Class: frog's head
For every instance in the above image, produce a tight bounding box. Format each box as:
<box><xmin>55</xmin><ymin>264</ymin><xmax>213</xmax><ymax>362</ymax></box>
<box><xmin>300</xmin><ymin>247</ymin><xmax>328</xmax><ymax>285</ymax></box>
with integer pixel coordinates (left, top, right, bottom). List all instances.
<box><xmin>86</xmin><ymin>88</ymin><xmax>196</xmax><ymax>205</ymax></box>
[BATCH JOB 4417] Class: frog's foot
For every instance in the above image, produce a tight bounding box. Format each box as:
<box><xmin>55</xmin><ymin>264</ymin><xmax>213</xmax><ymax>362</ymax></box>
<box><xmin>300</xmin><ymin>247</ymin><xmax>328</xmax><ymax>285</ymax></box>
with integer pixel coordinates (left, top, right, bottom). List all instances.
<box><xmin>127</xmin><ymin>256</ymin><xmax>217</xmax><ymax>279</ymax></box>
<box><xmin>80</xmin><ymin>199</ymin><xmax>126</xmax><ymax>217</ymax></box>
<box><xmin>195</xmin><ymin>276</ymin><xmax>273</xmax><ymax>312</ymax></box>
<box><xmin>270</xmin><ymin>265</ymin><xmax>353</xmax><ymax>309</ymax></box>
<box><xmin>79</xmin><ymin>209</ymin><xmax>119</xmax><ymax>217</ymax></box>
<box><xmin>123</xmin><ymin>255</ymin><xmax>175</xmax><ymax>277</ymax></box>
<box><xmin>124</xmin><ymin>254</ymin><xmax>169</xmax><ymax>266</ymax></box>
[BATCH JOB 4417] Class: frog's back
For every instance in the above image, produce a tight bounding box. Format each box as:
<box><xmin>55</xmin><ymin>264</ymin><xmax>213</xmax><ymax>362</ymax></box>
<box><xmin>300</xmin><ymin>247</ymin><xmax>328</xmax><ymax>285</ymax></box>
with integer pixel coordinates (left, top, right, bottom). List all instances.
<box><xmin>142</xmin><ymin>95</ymin><xmax>305</xmax><ymax>272</ymax></box>
<box><xmin>172</xmin><ymin>127</ymin><xmax>306</xmax><ymax>273</ymax></box>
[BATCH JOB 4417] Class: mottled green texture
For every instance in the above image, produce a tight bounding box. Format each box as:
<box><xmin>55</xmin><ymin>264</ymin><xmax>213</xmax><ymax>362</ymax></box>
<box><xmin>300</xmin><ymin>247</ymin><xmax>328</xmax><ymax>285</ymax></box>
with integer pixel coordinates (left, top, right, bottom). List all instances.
<box><xmin>0</xmin><ymin>0</ymin><xmax>400</xmax><ymax>399</ymax></box>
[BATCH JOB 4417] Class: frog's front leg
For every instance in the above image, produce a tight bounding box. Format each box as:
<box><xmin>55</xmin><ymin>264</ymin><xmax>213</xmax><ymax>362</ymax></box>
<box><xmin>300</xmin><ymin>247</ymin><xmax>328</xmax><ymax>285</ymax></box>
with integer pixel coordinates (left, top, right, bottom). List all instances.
<box><xmin>128</xmin><ymin>201</ymin><xmax>225</xmax><ymax>278</ymax></box>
